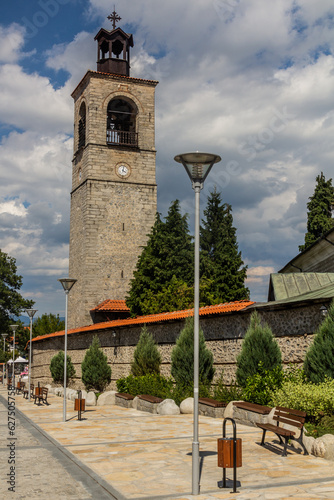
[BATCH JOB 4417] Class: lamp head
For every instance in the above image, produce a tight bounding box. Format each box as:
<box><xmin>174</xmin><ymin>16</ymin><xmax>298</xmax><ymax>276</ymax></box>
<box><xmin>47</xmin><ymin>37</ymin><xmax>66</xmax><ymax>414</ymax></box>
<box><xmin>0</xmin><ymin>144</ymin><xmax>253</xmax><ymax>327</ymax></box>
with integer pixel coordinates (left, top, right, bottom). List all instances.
<box><xmin>174</xmin><ymin>152</ymin><xmax>221</xmax><ymax>186</ymax></box>
<box><xmin>26</xmin><ymin>308</ymin><xmax>38</xmax><ymax>319</ymax></box>
<box><xmin>58</xmin><ymin>278</ymin><xmax>77</xmax><ymax>293</ymax></box>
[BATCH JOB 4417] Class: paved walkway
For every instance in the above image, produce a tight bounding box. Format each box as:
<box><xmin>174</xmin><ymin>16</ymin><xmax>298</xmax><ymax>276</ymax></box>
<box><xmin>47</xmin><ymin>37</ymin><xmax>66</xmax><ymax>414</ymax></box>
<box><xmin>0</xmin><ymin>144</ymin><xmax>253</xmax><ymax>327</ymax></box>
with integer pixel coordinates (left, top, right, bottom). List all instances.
<box><xmin>1</xmin><ymin>385</ymin><xmax>334</xmax><ymax>499</ymax></box>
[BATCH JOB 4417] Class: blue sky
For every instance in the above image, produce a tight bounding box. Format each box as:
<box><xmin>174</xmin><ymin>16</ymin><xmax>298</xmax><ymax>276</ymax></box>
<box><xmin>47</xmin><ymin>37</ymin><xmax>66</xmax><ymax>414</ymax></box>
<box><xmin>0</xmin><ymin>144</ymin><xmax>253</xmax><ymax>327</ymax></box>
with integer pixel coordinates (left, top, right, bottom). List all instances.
<box><xmin>1</xmin><ymin>0</ymin><xmax>334</xmax><ymax>320</ymax></box>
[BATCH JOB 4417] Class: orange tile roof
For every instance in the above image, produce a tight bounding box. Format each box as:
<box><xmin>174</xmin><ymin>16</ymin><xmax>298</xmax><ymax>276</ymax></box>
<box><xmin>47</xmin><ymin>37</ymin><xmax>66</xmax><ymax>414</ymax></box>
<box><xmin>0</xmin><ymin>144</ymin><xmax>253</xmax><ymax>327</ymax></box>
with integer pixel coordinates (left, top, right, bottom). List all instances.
<box><xmin>91</xmin><ymin>299</ymin><xmax>130</xmax><ymax>312</ymax></box>
<box><xmin>30</xmin><ymin>300</ymin><xmax>254</xmax><ymax>344</ymax></box>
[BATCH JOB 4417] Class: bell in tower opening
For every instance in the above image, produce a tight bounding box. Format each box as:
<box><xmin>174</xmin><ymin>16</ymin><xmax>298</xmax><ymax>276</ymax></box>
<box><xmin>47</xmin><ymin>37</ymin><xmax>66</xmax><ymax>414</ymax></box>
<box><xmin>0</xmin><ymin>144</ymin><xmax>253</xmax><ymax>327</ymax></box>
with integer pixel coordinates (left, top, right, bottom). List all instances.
<box><xmin>94</xmin><ymin>9</ymin><xmax>133</xmax><ymax>76</ymax></box>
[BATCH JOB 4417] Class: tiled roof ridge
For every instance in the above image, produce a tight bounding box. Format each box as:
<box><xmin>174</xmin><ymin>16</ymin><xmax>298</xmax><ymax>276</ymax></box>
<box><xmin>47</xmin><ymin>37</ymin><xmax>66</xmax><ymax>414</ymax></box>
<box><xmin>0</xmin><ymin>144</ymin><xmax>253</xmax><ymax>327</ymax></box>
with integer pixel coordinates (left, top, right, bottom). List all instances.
<box><xmin>91</xmin><ymin>299</ymin><xmax>130</xmax><ymax>312</ymax></box>
<box><xmin>30</xmin><ymin>300</ymin><xmax>254</xmax><ymax>344</ymax></box>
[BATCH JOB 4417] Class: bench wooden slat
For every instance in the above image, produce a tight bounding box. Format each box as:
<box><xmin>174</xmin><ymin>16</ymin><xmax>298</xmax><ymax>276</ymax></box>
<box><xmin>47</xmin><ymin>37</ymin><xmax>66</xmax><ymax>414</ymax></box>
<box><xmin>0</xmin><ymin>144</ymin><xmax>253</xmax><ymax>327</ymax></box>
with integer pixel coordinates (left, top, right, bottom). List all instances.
<box><xmin>273</xmin><ymin>415</ymin><xmax>304</xmax><ymax>428</ymax></box>
<box><xmin>276</xmin><ymin>406</ymin><xmax>306</xmax><ymax>417</ymax></box>
<box><xmin>199</xmin><ymin>397</ymin><xmax>227</xmax><ymax>408</ymax></box>
<box><xmin>115</xmin><ymin>393</ymin><xmax>134</xmax><ymax>400</ymax></box>
<box><xmin>257</xmin><ymin>423</ymin><xmax>295</xmax><ymax>437</ymax></box>
<box><xmin>233</xmin><ymin>401</ymin><xmax>272</xmax><ymax>415</ymax></box>
<box><xmin>138</xmin><ymin>394</ymin><xmax>163</xmax><ymax>404</ymax></box>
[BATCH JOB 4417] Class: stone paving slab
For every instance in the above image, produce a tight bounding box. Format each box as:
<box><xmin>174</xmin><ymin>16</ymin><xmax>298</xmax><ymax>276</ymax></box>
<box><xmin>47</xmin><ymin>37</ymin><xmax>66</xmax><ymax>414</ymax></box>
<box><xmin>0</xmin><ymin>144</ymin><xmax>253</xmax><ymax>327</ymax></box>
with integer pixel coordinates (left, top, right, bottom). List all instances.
<box><xmin>1</xmin><ymin>386</ymin><xmax>334</xmax><ymax>499</ymax></box>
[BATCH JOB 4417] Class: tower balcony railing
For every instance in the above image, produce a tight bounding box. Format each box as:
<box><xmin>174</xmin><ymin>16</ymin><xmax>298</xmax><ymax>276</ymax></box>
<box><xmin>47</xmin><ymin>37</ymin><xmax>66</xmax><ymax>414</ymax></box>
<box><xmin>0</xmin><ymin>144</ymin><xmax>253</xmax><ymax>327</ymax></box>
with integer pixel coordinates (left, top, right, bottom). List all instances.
<box><xmin>107</xmin><ymin>129</ymin><xmax>138</xmax><ymax>147</ymax></box>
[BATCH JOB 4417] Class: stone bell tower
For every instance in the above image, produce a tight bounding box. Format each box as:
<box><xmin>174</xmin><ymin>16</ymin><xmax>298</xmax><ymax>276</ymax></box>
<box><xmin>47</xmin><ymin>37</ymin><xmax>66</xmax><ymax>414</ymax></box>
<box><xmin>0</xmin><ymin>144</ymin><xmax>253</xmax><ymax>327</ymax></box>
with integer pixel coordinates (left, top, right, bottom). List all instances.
<box><xmin>68</xmin><ymin>12</ymin><xmax>158</xmax><ymax>328</ymax></box>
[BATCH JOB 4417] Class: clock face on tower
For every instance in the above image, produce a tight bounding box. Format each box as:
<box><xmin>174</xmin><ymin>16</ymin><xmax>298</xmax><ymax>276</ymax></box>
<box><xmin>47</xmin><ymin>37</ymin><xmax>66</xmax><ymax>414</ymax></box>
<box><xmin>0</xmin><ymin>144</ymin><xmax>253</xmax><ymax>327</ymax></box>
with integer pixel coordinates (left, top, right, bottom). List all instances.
<box><xmin>116</xmin><ymin>162</ymin><xmax>131</xmax><ymax>179</ymax></box>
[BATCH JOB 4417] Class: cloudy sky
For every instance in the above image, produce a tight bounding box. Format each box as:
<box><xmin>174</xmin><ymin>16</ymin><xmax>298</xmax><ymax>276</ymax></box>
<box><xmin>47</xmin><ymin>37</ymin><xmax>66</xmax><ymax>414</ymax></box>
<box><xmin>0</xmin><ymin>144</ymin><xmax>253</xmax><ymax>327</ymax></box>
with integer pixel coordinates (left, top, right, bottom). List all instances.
<box><xmin>1</xmin><ymin>0</ymin><xmax>334</xmax><ymax>318</ymax></box>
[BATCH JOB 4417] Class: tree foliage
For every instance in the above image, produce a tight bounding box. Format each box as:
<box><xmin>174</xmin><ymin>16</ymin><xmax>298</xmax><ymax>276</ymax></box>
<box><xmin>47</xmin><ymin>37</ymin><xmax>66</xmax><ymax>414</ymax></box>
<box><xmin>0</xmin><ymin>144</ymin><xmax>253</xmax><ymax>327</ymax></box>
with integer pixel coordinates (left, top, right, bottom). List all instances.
<box><xmin>0</xmin><ymin>250</ymin><xmax>33</xmax><ymax>332</ymax></box>
<box><xmin>49</xmin><ymin>351</ymin><xmax>76</xmax><ymax>385</ymax></box>
<box><xmin>236</xmin><ymin>311</ymin><xmax>282</xmax><ymax>387</ymax></box>
<box><xmin>33</xmin><ymin>313</ymin><xmax>65</xmax><ymax>336</ymax></box>
<box><xmin>131</xmin><ymin>325</ymin><xmax>161</xmax><ymax>376</ymax></box>
<box><xmin>81</xmin><ymin>335</ymin><xmax>111</xmax><ymax>392</ymax></box>
<box><xmin>200</xmin><ymin>189</ymin><xmax>249</xmax><ymax>303</ymax></box>
<box><xmin>171</xmin><ymin>316</ymin><xmax>215</xmax><ymax>388</ymax></box>
<box><xmin>304</xmin><ymin>301</ymin><xmax>334</xmax><ymax>383</ymax></box>
<box><xmin>299</xmin><ymin>172</ymin><xmax>334</xmax><ymax>252</ymax></box>
<box><xmin>126</xmin><ymin>201</ymin><xmax>193</xmax><ymax>316</ymax></box>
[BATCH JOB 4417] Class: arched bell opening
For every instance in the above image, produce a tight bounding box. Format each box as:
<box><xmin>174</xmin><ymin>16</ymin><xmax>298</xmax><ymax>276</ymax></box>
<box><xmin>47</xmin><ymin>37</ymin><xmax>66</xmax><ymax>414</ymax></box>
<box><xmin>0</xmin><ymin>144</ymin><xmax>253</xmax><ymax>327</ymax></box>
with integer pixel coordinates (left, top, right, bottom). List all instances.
<box><xmin>106</xmin><ymin>98</ymin><xmax>138</xmax><ymax>147</ymax></box>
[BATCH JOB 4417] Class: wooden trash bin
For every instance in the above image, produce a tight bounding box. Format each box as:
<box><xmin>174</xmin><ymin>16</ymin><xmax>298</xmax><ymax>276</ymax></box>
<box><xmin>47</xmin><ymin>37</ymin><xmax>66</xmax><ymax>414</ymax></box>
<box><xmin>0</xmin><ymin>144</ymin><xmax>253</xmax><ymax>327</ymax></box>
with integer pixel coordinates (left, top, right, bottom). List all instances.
<box><xmin>217</xmin><ymin>438</ymin><xmax>242</xmax><ymax>468</ymax></box>
<box><xmin>35</xmin><ymin>386</ymin><xmax>42</xmax><ymax>396</ymax></box>
<box><xmin>74</xmin><ymin>399</ymin><xmax>85</xmax><ymax>412</ymax></box>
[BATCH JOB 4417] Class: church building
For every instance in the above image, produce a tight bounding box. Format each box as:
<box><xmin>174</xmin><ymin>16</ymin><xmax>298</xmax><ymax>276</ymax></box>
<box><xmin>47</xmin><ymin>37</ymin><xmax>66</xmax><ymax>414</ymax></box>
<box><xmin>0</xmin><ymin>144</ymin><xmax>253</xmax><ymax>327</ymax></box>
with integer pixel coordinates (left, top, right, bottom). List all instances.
<box><xmin>68</xmin><ymin>13</ymin><xmax>158</xmax><ymax>328</ymax></box>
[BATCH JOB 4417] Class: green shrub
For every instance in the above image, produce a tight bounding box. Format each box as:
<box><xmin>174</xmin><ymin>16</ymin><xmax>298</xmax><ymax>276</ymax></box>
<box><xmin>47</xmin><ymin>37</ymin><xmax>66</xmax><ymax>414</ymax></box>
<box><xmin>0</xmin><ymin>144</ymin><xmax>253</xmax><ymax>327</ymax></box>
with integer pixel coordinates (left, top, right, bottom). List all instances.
<box><xmin>305</xmin><ymin>415</ymin><xmax>334</xmax><ymax>438</ymax></box>
<box><xmin>242</xmin><ymin>362</ymin><xmax>284</xmax><ymax>405</ymax></box>
<box><xmin>49</xmin><ymin>350</ymin><xmax>76</xmax><ymax>385</ymax></box>
<box><xmin>171</xmin><ymin>317</ymin><xmax>215</xmax><ymax>388</ymax></box>
<box><xmin>81</xmin><ymin>336</ymin><xmax>111</xmax><ymax>392</ymax></box>
<box><xmin>213</xmin><ymin>372</ymin><xmax>243</xmax><ymax>403</ymax></box>
<box><xmin>131</xmin><ymin>325</ymin><xmax>161</xmax><ymax>376</ymax></box>
<box><xmin>304</xmin><ymin>300</ymin><xmax>334</xmax><ymax>383</ymax></box>
<box><xmin>236</xmin><ymin>311</ymin><xmax>282</xmax><ymax>387</ymax></box>
<box><xmin>271</xmin><ymin>377</ymin><xmax>334</xmax><ymax>422</ymax></box>
<box><xmin>116</xmin><ymin>373</ymin><xmax>173</xmax><ymax>399</ymax></box>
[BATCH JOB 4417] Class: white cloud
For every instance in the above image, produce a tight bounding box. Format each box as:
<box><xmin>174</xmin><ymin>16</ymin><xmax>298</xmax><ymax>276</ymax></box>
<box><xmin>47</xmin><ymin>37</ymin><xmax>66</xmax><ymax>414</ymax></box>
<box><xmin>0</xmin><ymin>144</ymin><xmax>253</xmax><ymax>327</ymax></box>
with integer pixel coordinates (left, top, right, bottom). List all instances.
<box><xmin>0</xmin><ymin>24</ymin><xmax>26</xmax><ymax>63</ymax></box>
<box><xmin>0</xmin><ymin>0</ymin><xmax>334</xmax><ymax>315</ymax></box>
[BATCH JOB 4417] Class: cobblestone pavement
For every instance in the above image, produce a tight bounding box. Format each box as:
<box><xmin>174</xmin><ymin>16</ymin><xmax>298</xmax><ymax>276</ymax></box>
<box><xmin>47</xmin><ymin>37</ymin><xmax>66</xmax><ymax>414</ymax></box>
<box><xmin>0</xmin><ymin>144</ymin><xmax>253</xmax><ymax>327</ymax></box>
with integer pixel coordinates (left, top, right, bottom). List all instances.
<box><xmin>1</xmin><ymin>385</ymin><xmax>334</xmax><ymax>500</ymax></box>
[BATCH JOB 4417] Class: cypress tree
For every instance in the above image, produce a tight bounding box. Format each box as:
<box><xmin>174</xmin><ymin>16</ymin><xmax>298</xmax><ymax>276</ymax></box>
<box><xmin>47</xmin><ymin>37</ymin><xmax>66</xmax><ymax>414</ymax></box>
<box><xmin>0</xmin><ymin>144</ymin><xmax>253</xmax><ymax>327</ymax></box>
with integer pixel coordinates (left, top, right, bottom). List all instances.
<box><xmin>171</xmin><ymin>316</ymin><xmax>215</xmax><ymax>388</ymax></box>
<box><xmin>131</xmin><ymin>325</ymin><xmax>161</xmax><ymax>376</ymax></box>
<box><xmin>200</xmin><ymin>189</ymin><xmax>248</xmax><ymax>303</ymax></box>
<box><xmin>81</xmin><ymin>336</ymin><xmax>111</xmax><ymax>392</ymax></box>
<box><xmin>126</xmin><ymin>201</ymin><xmax>193</xmax><ymax>316</ymax></box>
<box><xmin>236</xmin><ymin>311</ymin><xmax>282</xmax><ymax>387</ymax></box>
<box><xmin>299</xmin><ymin>172</ymin><xmax>334</xmax><ymax>252</ymax></box>
<box><xmin>49</xmin><ymin>351</ymin><xmax>76</xmax><ymax>385</ymax></box>
<box><xmin>304</xmin><ymin>301</ymin><xmax>334</xmax><ymax>383</ymax></box>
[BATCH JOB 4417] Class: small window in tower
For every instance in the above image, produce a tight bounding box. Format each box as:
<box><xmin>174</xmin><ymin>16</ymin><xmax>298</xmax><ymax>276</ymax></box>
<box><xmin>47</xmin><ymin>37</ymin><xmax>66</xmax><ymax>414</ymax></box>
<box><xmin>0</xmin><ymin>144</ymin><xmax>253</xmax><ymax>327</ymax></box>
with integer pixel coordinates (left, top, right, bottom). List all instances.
<box><xmin>107</xmin><ymin>98</ymin><xmax>138</xmax><ymax>147</ymax></box>
<box><xmin>78</xmin><ymin>102</ymin><xmax>86</xmax><ymax>149</ymax></box>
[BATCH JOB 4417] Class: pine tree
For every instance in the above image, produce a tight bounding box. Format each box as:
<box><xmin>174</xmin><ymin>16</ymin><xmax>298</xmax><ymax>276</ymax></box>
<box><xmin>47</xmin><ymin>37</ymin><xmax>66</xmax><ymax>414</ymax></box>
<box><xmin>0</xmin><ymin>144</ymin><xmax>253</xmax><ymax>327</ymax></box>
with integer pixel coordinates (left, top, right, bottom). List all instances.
<box><xmin>171</xmin><ymin>317</ymin><xmax>215</xmax><ymax>388</ymax></box>
<box><xmin>131</xmin><ymin>325</ymin><xmax>161</xmax><ymax>376</ymax></box>
<box><xmin>49</xmin><ymin>351</ymin><xmax>76</xmax><ymax>385</ymax></box>
<box><xmin>0</xmin><ymin>249</ymin><xmax>33</xmax><ymax>331</ymax></box>
<box><xmin>200</xmin><ymin>189</ymin><xmax>249</xmax><ymax>303</ymax></box>
<box><xmin>236</xmin><ymin>311</ymin><xmax>282</xmax><ymax>387</ymax></box>
<box><xmin>299</xmin><ymin>172</ymin><xmax>334</xmax><ymax>252</ymax></box>
<box><xmin>81</xmin><ymin>336</ymin><xmax>111</xmax><ymax>392</ymax></box>
<box><xmin>304</xmin><ymin>301</ymin><xmax>334</xmax><ymax>383</ymax></box>
<box><xmin>126</xmin><ymin>201</ymin><xmax>193</xmax><ymax>316</ymax></box>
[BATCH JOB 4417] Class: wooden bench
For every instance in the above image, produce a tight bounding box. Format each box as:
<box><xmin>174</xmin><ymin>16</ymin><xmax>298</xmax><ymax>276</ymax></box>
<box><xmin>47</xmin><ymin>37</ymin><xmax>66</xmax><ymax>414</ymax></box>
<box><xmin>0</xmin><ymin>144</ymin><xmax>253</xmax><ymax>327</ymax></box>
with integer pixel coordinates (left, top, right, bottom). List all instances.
<box><xmin>137</xmin><ymin>394</ymin><xmax>163</xmax><ymax>414</ymax></box>
<box><xmin>33</xmin><ymin>387</ymin><xmax>49</xmax><ymax>405</ymax></box>
<box><xmin>233</xmin><ymin>401</ymin><xmax>272</xmax><ymax>415</ymax></box>
<box><xmin>23</xmin><ymin>384</ymin><xmax>34</xmax><ymax>399</ymax></box>
<box><xmin>115</xmin><ymin>392</ymin><xmax>134</xmax><ymax>408</ymax></box>
<box><xmin>256</xmin><ymin>406</ymin><xmax>308</xmax><ymax>457</ymax></box>
<box><xmin>16</xmin><ymin>381</ymin><xmax>25</xmax><ymax>394</ymax></box>
<box><xmin>199</xmin><ymin>398</ymin><xmax>227</xmax><ymax>418</ymax></box>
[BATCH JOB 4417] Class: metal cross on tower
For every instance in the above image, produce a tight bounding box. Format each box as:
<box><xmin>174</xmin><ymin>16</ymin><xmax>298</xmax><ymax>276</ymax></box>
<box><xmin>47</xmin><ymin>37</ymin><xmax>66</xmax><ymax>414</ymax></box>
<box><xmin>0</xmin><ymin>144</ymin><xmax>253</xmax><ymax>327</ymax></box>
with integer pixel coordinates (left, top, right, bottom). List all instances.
<box><xmin>108</xmin><ymin>8</ymin><xmax>121</xmax><ymax>29</ymax></box>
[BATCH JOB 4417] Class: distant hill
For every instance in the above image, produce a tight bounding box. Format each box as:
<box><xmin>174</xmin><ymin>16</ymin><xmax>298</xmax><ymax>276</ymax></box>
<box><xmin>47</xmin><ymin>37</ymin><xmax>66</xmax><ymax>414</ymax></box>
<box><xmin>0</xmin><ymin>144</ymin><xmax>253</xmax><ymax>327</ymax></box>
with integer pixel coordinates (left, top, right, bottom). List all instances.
<box><xmin>13</xmin><ymin>315</ymin><xmax>65</xmax><ymax>326</ymax></box>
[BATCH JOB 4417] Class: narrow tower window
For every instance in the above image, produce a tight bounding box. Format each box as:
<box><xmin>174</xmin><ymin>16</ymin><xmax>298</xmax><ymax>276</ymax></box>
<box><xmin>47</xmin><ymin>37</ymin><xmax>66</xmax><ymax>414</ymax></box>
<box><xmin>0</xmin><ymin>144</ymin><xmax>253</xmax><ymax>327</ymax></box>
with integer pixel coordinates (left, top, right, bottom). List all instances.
<box><xmin>78</xmin><ymin>102</ymin><xmax>86</xmax><ymax>149</ymax></box>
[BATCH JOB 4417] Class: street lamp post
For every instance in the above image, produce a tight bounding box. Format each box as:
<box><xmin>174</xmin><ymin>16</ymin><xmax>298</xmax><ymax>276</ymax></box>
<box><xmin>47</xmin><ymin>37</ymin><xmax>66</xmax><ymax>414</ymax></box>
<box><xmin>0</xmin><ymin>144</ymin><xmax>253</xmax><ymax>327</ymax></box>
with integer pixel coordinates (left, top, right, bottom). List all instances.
<box><xmin>174</xmin><ymin>152</ymin><xmax>221</xmax><ymax>496</ymax></box>
<box><xmin>10</xmin><ymin>325</ymin><xmax>19</xmax><ymax>389</ymax></box>
<box><xmin>58</xmin><ymin>278</ymin><xmax>77</xmax><ymax>422</ymax></box>
<box><xmin>2</xmin><ymin>333</ymin><xmax>7</xmax><ymax>386</ymax></box>
<box><xmin>26</xmin><ymin>309</ymin><xmax>38</xmax><ymax>401</ymax></box>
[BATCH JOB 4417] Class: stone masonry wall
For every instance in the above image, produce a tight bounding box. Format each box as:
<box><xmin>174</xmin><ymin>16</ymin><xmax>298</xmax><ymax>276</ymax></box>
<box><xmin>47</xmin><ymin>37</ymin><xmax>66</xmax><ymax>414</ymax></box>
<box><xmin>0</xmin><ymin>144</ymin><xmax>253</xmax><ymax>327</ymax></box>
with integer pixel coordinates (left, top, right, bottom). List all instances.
<box><xmin>31</xmin><ymin>301</ymin><xmax>325</xmax><ymax>390</ymax></box>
